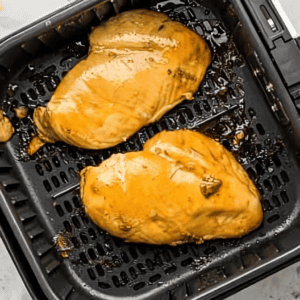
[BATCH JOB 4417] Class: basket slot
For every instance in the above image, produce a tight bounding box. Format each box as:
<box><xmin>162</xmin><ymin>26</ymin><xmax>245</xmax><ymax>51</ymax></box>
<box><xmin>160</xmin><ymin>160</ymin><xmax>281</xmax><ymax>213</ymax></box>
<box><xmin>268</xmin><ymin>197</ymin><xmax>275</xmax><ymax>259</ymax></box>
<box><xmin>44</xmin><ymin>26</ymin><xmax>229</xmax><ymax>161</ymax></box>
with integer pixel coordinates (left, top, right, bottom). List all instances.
<box><xmin>241</xmin><ymin>252</ymin><xmax>261</xmax><ymax>268</ymax></box>
<box><xmin>223</xmin><ymin>257</ymin><xmax>244</xmax><ymax>277</ymax></box>
<box><xmin>0</xmin><ymin>176</ymin><xmax>20</xmax><ymax>188</ymax></box>
<box><xmin>54</xmin><ymin>24</ymin><xmax>82</xmax><ymax>40</ymax></box>
<box><xmin>16</xmin><ymin>206</ymin><xmax>36</xmax><ymax>222</ymax></box>
<box><xmin>0</xmin><ymin>46</ymin><xmax>31</xmax><ymax>69</ymax></box>
<box><xmin>45</xmin><ymin>259</ymin><xmax>60</xmax><ymax>274</ymax></box>
<box><xmin>36</xmin><ymin>243</ymin><xmax>53</xmax><ymax>257</ymax></box>
<box><xmin>38</xmin><ymin>29</ymin><xmax>64</xmax><ymax>48</ymax></box>
<box><xmin>21</xmin><ymin>38</ymin><xmax>45</xmax><ymax>56</ymax></box>
<box><xmin>131</xmin><ymin>0</ymin><xmax>140</xmax><ymax>6</ymax></box>
<box><xmin>93</xmin><ymin>0</ymin><xmax>115</xmax><ymax>22</ymax></box>
<box><xmin>169</xmin><ymin>282</ymin><xmax>187</xmax><ymax>300</ymax></box>
<box><xmin>186</xmin><ymin>268</ymin><xmax>226</xmax><ymax>296</ymax></box>
<box><xmin>258</xmin><ymin>244</ymin><xmax>280</xmax><ymax>259</ymax></box>
<box><xmin>111</xmin><ymin>0</ymin><xmax>124</xmax><ymax>14</ymax></box>
<box><xmin>9</xmin><ymin>190</ymin><xmax>28</xmax><ymax>205</ymax></box>
<box><xmin>0</xmin><ymin>158</ymin><xmax>12</xmax><ymax>171</ymax></box>
<box><xmin>25</xmin><ymin>224</ymin><xmax>45</xmax><ymax>239</ymax></box>
<box><xmin>77</xmin><ymin>9</ymin><xmax>98</xmax><ymax>27</ymax></box>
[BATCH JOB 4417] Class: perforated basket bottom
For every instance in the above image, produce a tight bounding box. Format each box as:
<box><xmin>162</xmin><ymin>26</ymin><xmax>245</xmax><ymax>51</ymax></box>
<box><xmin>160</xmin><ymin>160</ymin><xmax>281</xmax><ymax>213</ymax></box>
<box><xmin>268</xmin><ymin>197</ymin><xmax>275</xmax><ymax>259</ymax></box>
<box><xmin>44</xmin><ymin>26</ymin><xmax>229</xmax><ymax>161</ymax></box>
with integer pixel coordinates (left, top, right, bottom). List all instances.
<box><xmin>1</xmin><ymin>1</ymin><xmax>299</xmax><ymax>300</ymax></box>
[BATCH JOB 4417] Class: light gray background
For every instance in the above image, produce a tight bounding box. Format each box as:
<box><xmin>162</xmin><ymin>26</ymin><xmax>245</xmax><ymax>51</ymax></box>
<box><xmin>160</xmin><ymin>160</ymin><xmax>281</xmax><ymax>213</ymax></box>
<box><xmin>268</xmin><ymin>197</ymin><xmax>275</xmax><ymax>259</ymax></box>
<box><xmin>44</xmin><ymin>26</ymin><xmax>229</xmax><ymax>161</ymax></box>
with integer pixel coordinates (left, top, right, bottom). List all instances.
<box><xmin>1</xmin><ymin>0</ymin><xmax>300</xmax><ymax>299</ymax></box>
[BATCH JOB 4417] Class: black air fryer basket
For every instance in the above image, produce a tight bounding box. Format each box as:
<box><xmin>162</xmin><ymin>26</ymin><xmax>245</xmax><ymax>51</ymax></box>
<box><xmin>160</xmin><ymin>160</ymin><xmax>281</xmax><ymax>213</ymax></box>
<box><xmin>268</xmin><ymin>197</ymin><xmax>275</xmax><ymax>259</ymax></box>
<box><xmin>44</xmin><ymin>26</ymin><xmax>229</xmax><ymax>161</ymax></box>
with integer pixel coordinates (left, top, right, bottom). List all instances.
<box><xmin>1</xmin><ymin>0</ymin><xmax>300</xmax><ymax>299</ymax></box>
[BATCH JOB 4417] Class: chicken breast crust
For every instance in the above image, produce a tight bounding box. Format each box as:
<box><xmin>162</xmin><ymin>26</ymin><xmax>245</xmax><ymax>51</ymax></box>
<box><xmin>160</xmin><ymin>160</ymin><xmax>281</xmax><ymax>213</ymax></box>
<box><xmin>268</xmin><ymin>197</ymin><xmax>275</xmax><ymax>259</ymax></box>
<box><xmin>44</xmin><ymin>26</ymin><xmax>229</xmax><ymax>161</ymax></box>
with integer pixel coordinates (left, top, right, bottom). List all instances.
<box><xmin>80</xmin><ymin>130</ymin><xmax>263</xmax><ymax>246</ymax></box>
<box><xmin>28</xmin><ymin>9</ymin><xmax>211</xmax><ymax>154</ymax></box>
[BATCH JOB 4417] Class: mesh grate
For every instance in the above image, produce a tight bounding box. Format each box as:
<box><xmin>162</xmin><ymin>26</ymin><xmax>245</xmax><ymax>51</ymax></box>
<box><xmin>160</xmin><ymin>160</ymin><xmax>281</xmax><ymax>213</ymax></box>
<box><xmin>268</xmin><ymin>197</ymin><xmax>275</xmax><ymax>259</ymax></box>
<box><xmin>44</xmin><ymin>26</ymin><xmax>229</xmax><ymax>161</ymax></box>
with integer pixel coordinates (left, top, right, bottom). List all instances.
<box><xmin>1</xmin><ymin>0</ymin><xmax>297</xmax><ymax>298</ymax></box>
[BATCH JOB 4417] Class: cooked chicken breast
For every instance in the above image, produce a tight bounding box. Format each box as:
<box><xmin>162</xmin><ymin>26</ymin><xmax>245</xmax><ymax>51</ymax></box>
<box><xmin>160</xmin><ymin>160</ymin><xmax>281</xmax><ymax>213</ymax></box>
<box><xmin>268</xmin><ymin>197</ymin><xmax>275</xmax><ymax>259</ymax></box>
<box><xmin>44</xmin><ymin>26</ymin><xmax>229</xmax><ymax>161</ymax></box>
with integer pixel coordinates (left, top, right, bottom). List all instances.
<box><xmin>80</xmin><ymin>130</ymin><xmax>263</xmax><ymax>246</ymax></box>
<box><xmin>28</xmin><ymin>9</ymin><xmax>211</xmax><ymax>154</ymax></box>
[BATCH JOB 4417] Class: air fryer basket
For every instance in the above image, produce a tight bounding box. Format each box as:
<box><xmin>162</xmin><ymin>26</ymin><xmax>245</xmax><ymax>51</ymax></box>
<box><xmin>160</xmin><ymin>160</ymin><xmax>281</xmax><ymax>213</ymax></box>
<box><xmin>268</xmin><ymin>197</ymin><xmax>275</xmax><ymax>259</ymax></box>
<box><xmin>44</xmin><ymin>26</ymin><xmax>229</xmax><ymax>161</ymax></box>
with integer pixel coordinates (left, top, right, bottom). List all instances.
<box><xmin>1</xmin><ymin>0</ymin><xmax>300</xmax><ymax>299</ymax></box>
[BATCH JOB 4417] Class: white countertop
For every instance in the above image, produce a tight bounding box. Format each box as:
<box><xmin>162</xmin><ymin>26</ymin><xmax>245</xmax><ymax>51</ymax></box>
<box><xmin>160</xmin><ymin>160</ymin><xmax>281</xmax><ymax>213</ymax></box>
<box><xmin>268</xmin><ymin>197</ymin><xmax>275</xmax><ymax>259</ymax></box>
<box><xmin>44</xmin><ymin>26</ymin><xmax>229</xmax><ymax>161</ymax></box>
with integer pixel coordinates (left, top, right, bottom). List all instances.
<box><xmin>0</xmin><ymin>0</ymin><xmax>300</xmax><ymax>299</ymax></box>
<box><xmin>2</xmin><ymin>236</ymin><xmax>300</xmax><ymax>300</ymax></box>
<box><xmin>0</xmin><ymin>0</ymin><xmax>71</xmax><ymax>40</ymax></box>
<box><xmin>0</xmin><ymin>0</ymin><xmax>299</xmax><ymax>40</ymax></box>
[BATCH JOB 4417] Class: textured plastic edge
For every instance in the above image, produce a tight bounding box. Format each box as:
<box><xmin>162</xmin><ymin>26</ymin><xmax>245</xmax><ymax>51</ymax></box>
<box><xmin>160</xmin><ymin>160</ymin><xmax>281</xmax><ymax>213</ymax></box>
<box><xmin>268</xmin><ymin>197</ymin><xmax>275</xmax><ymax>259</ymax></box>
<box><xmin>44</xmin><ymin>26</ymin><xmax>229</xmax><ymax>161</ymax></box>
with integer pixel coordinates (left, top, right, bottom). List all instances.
<box><xmin>0</xmin><ymin>208</ymin><xmax>48</xmax><ymax>300</ymax></box>
<box><xmin>243</xmin><ymin>0</ymin><xmax>292</xmax><ymax>50</ymax></box>
<box><xmin>233</xmin><ymin>0</ymin><xmax>300</xmax><ymax>148</ymax></box>
<box><xmin>0</xmin><ymin>174</ymin><xmax>61</xmax><ymax>300</ymax></box>
<box><xmin>186</xmin><ymin>246</ymin><xmax>300</xmax><ymax>300</ymax></box>
<box><xmin>0</xmin><ymin>0</ymin><xmax>107</xmax><ymax>51</ymax></box>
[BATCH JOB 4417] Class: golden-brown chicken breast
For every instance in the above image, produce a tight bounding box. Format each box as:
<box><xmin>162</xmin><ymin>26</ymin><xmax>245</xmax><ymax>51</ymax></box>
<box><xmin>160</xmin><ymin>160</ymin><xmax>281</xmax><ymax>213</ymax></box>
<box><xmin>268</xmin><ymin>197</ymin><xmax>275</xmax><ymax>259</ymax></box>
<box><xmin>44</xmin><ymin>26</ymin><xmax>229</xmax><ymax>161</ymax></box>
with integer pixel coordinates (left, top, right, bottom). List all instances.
<box><xmin>28</xmin><ymin>9</ymin><xmax>211</xmax><ymax>154</ymax></box>
<box><xmin>80</xmin><ymin>130</ymin><xmax>263</xmax><ymax>246</ymax></box>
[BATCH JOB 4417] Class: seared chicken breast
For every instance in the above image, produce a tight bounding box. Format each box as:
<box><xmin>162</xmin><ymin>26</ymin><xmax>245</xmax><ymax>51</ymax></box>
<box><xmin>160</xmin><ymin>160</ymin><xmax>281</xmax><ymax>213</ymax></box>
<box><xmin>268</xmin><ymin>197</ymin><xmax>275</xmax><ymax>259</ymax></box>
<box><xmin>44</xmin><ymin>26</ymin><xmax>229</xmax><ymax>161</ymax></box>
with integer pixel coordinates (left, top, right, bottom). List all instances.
<box><xmin>80</xmin><ymin>130</ymin><xmax>263</xmax><ymax>246</ymax></box>
<box><xmin>28</xmin><ymin>9</ymin><xmax>211</xmax><ymax>154</ymax></box>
